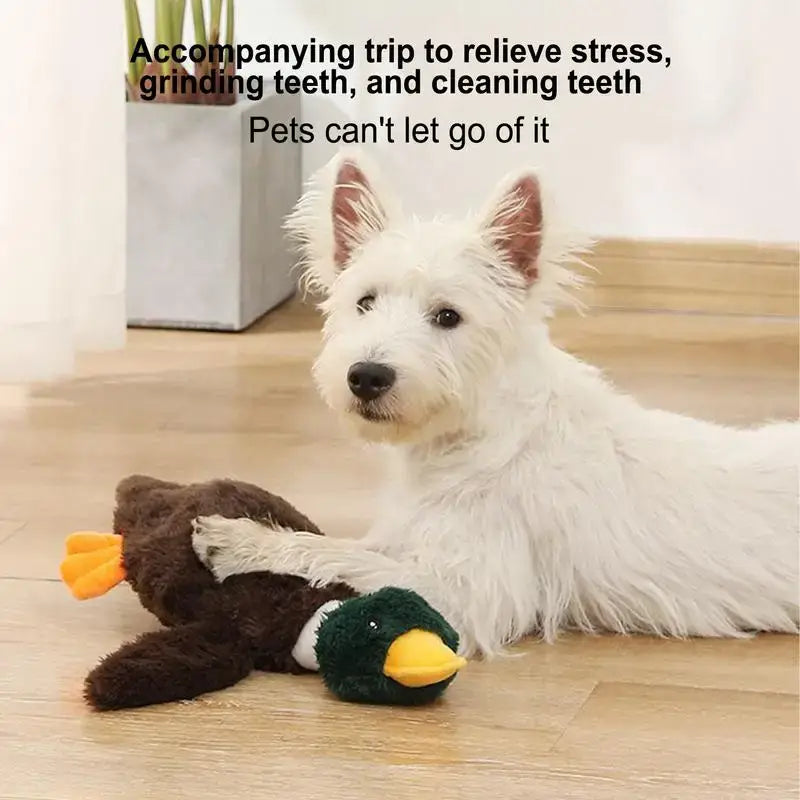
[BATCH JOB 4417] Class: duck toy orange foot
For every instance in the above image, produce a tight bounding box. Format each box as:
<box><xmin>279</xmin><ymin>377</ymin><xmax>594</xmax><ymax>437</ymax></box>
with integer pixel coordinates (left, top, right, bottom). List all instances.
<box><xmin>60</xmin><ymin>475</ymin><xmax>465</xmax><ymax>710</ymax></box>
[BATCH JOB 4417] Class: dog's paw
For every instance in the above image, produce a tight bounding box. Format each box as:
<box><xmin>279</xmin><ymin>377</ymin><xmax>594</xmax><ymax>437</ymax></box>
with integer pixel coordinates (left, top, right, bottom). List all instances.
<box><xmin>191</xmin><ymin>515</ymin><xmax>260</xmax><ymax>582</ymax></box>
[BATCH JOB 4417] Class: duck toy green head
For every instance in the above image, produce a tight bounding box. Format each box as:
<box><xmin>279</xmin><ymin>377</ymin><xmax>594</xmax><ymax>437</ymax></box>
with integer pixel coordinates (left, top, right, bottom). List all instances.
<box><xmin>293</xmin><ymin>587</ymin><xmax>466</xmax><ymax>705</ymax></box>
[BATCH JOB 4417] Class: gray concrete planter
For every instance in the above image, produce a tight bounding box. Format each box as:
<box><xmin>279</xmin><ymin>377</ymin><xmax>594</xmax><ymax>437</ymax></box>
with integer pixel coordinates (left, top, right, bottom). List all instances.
<box><xmin>126</xmin><ymin>93</ymin><xmax>301</xmax><ymax>331</ymax></box>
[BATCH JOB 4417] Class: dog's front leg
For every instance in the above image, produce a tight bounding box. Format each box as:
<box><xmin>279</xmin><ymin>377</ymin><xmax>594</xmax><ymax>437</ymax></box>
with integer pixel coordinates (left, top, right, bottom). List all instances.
<box><xmin>192</xmin><ymin>514</ymin><xmax>382</xmax><ymax>586</ymax></box>
<box><xmin>191</xmin><ymin>515</ymin><xmax>473</xmax><ymax>652</ymax></box>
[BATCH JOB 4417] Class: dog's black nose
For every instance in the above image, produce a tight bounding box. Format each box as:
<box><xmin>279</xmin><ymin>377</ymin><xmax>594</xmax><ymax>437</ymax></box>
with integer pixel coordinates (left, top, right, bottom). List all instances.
<box><xmin>347</xmin><ymin>362</ymin><xmax>396</xmax><ymax>401</ymax></box>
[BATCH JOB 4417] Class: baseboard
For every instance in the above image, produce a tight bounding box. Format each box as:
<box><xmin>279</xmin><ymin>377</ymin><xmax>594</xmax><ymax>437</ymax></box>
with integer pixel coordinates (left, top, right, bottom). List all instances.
<box><xmin>579</xmin><ymin>238</ymin><xmax>799</xmax><ymax>317</ymax></box>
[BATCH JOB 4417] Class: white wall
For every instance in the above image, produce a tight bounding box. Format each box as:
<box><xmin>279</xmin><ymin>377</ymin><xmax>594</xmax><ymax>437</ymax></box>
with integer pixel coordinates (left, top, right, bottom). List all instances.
<box><xmin>140</xmin><ymin>0</ymin><xmax>798</xmax><ymax>242</ymax></box>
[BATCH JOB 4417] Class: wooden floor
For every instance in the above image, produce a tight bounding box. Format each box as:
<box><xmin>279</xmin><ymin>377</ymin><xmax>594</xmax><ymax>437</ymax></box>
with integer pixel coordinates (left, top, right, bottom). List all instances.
<box><xmin>1</xmin><ymin>298</ymin><xmax>798</xmax><ymax>800</ymax></box>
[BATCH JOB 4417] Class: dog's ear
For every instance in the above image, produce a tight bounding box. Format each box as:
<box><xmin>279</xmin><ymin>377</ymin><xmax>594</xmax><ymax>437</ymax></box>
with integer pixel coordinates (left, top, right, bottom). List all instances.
<box><xmin>285</xmin><ymin>149</ymin><xmax>397</xmax><ymax>295</ymax></box>
<box><xmin>330</xmin><ymin>159</ymin><xmax>387</xmax><ymax>269</ymax></box>
<box><xmin>480</xmin><ymin>172</ymin><xmax>543</xmax><ymax>284</ymax></box>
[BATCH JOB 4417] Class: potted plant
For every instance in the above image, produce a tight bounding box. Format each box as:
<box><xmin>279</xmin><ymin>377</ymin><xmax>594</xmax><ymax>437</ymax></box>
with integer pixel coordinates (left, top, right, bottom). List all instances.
<box><xmin>125</xmin><ymin>0</ymin><xmax>302</xmax><ymax>330</ymax></box>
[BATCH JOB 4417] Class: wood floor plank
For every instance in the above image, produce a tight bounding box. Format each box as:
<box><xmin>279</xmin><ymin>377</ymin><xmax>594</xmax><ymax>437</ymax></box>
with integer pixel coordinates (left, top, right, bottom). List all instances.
<box><xmin>0</xmin><ymin>520</ymin><xmax>24</xmax><ymax>547</ymax></box>
<box><xmin>544</xmin><ymin>681</ymin><xmax>798</xmax><ymax>799</ymax></box>
<box><xmin>501</xmin><ymin>633</ymin><xmax>799</xmax><ymax>696</ymax></box>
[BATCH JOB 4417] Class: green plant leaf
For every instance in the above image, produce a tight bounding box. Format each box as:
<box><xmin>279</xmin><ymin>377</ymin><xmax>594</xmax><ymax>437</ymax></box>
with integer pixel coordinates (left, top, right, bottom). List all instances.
<box><xmin>191</xmin><ymin>0</ymin><xmax>208</xmax><ymax>74</ymax></box>
<box><xmin>124</xmin><ymin>0</ymin><xmax>146</xmax><ymax>85</ymax></box>
<box><xmin>173</xmin><ymin>0</ymin><xmax>186</xmax><ymax>44</ymax></box>
<box><xmin>224</xmin><ymin>0</ymin><xmax>234</xmax><ymax>66</ymax></box>
<box><xmin>155</xmin><ymin>0</ymin><xmax>173</xmax><ymax>76</ymax></box>
<box><xmin>209</xmin><ymin>0</ymin><xmax>222</xmax><ymax>46</ymax></box>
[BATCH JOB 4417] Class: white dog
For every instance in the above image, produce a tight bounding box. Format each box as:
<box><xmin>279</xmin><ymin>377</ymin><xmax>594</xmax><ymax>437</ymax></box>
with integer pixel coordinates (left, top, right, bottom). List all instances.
<box><xmin>192</xmin><ymin>149</ymin><xmax>799</xmax><ymax>657</ymax></box>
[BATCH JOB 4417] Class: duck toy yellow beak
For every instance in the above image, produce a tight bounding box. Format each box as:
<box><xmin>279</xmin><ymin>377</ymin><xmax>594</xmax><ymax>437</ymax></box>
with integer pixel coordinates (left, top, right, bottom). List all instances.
<box><xmin>383</xmin><ymin>629</ymin><xmax>466</xmax><ymax>687</ymax></box>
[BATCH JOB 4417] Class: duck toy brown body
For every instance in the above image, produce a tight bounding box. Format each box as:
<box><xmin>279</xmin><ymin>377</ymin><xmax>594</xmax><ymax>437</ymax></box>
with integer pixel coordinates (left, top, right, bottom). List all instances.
<box><xmin>59</xmin><ymin>475</ymin><xmax>465</xmax><ymax>709</ymax></box>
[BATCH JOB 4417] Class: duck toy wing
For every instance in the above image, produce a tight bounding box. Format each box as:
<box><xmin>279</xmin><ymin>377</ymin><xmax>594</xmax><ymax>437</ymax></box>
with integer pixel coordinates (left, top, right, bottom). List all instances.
<box><xmin>59</xmin><ymin>475</ymin><xmax>466</xmax><ymax>709</ymax></box>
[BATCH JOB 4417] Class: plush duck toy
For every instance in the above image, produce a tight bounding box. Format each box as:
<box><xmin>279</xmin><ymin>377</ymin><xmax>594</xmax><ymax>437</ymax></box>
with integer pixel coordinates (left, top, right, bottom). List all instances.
<box><xmin>59</xmin><ymin>476</ymin><xmax>465</xmax><ymax>709</ymax></box>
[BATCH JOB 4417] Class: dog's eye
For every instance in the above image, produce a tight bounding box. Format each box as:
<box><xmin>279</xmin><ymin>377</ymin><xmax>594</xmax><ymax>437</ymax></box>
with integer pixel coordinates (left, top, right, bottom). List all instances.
<box><xmin>356</xmin><ymin>294</ymin><xmax>375</xmax><ymax>314</ymax></box>
<box><xmin>433</xmin><ymin>308</ymin><xmax>462</xmax><ymax>329</ymax></box>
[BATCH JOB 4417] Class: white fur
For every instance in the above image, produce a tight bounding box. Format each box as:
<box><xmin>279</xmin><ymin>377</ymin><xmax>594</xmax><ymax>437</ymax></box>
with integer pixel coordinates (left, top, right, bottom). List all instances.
<box><xmin>193</xmin><ymin>149</ymin><xmax>800</xmax><ymax>658</ymax></box>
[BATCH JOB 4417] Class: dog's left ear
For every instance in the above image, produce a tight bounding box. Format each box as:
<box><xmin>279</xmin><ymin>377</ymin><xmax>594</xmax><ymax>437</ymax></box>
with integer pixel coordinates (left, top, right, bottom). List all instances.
<box><xmin>330</xmin><ymin>159</ymin><xmax>388</xmax><ymax>270</ymax></box>
<box><xmin>480</xmin><ymin>172</ymin><xmax>543</xmax><ymax>285</ymax></box>
<box><xmin>285</xmin><ymin>149</ymin><xmax>398</xmax><ymax>295</ymax></box>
